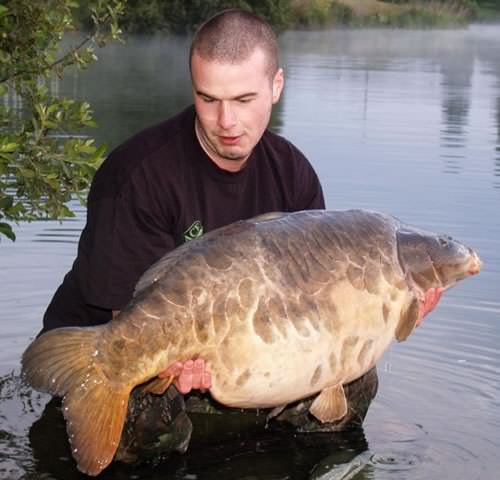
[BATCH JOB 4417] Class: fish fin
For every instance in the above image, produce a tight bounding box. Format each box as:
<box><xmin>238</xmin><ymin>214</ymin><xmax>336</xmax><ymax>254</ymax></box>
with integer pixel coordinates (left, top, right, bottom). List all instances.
<box><xmin>22</xmin><ymin>326</ymin><xmax>103</xmax><ymax>396</ymax></box>
<box><xmin>133</xmin><ymin>249</ymin><xmax>185</xmax><ymax>296</ymax></box>
<box><xmin>140</xmin><ymin>375</ymin><xmax>174</xmax><ymax>395</ymax></box>
<box><xmin>21</xmin><ymin>327</ymin><xmax>131</xmax><ymax>476</ymax></box>
<box><xmin>64</xmin><ymin>383</ymin><xmax>130</xmax><ymax>475</ymax></box>
<box><xmin>250</xmin><ymin>211</ymin><xmax>287</xmax><ymax>222</ymax></box>
<box><xmin>267</xmin><ymin>404</ymin><xmax>287</xmax><ymax>421</ymax></box>
<box><xmin>395</xmin><ymin>296</ymin><xmax>420</xmax><ymax>341</ymax></box>
<box><xmin>309</xmin><ymin>384</ymin><xmax>348</xmax><ymax>423</ymax></box>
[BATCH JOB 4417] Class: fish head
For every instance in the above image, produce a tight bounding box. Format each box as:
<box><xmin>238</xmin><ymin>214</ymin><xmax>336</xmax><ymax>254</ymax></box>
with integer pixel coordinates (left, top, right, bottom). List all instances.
<box><xmin>396</xmin><ymin>227</ymin><xmax>482</xmax><ymax>295</ymax></box>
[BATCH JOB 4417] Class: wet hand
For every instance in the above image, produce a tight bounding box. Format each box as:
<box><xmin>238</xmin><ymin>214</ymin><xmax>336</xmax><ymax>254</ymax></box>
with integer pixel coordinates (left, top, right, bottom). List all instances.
<box><xmin>159</xmin><ymin>358</ymin><xmax>211</xmax><ymax>394</ymax></box>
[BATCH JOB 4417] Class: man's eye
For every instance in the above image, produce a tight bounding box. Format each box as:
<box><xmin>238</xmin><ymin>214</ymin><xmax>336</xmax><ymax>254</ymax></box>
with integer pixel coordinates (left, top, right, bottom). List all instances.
<box><xmin>238</xmin><ymin>98</ymin><xmax>252</xmax><ymax>103</ymax></box>
<box><xmin>201</xmin><ymin>96</ymin><xmax>215</xmax><ymax>103</ymax></box>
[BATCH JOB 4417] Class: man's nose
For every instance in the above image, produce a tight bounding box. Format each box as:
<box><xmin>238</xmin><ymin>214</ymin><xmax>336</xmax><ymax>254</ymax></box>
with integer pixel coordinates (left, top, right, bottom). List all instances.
<box><xmin>217</xmin><ymin>102</ymin><xmax>237</xmax><ymax>130</ymax></box>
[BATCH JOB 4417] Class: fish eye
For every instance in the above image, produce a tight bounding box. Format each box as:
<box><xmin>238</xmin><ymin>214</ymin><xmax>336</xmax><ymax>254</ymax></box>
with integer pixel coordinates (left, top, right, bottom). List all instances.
<box><xmin>439</xmin><ymin>236</ymin><xmax>451</xmax><ymax>247</ymax></box>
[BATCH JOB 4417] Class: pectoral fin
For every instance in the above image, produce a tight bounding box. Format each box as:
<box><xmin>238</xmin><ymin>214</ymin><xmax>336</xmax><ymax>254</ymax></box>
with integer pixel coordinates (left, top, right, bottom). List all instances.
<box><xmin>140</xmin><ymin>375</ymin><xmax>175</xmax><ymax>395</ymax></box>
<box><xmin>395</xmin><ymin>296</ymin><xmax>420</xmax><ymax>341</ymax></box>
<box><xmin>309</xmin><ymin>384</ymin><xmax>348</xmax><ymax>423</ymax></box>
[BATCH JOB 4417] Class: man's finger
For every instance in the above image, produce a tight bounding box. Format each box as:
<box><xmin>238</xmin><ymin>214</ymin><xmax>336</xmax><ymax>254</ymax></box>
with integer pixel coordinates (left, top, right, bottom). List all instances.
<box><xmin>176</xmin><ymin>359</ymin><xmax>194</xmax><ymax>394</ymax></box>
<box><xmin>159</xmin><ymin>358</ymin><xmax>212</xmax><ymax>394</ymax></box>
<box><xmin>191</xmin><ymin>358</ymin><xmax>205</xmax><ymax>389</ymax></box>
<box><xmin>159</xmin><ymin>361</ymin><xmax>183</xmax><ymax>378</ymax></box>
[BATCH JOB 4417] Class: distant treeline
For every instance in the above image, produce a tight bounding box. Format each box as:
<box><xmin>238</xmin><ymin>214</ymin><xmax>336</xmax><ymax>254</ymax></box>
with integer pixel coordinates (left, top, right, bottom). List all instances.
<box><xmin>75</xmin><ymin>0</ymin><xmax>297</xmax><ymax>33</ymax></box>
<box><xmin>75</xmin><ymin>0</ymin><xmax>500</xmax><ymax>33</ymax></box>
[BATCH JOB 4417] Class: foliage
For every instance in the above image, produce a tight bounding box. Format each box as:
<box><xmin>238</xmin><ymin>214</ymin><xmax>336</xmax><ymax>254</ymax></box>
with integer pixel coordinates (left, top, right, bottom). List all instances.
<box><xmin>77</xmin><ymin>0</ymin><xmax>347</xmax><ymax>33</ymax></box>
<box><xmin>73</xmin><ymin>0</ymin><xmax>500</xmax><ymax>34</ymax></box>
<box><xmin>331</xmin><ymin>0</ymin><xmax>481</xmax><ymax>26</ymax></box>
<box><xmin>103</xmin><ymin>0</ymin><xmax>500</xmax><ymax>33</ymax></box>
<box><xmin>114</xmin><ymin>0</ymin><xmax>293</xmax><ymax>34</ymax></box>
<box><xmin>474</xmin><ymin>0</ymin><xmax>500</xmax><ymax>19</ymax></box>
<box><xmin>0</xmin><ymin>0</ymin><xmax>124</xmax><ymax>241</ymax></box>
<box><xmin>478</xmin><ymin>0</ymin><xmax>500</xmax><ymax>6</ymax></box>
<box><xmin>290</xmin><ymin>0</ymin><xmax>336</xmax><ymax>26</ymax></box>
<box><xmin>367</xmin><ymin>2</ymin><xmax>475</xmax><ymax>26</ymax></box>
<box><xmin>329</xmin><ymin>1</ymin><xmax>355</xmax><ymax>23</ymax></box>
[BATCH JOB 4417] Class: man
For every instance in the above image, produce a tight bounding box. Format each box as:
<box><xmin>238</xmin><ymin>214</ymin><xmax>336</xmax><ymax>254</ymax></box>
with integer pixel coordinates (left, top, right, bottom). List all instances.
<box><xmin>40</xmin><ymin>8</ymin><xmax>383</xmax><ymax>463</ymax></box>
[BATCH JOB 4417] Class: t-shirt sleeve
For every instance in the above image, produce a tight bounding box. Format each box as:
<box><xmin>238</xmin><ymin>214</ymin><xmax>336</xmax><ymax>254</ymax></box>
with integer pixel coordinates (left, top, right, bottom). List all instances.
<box><xmin>291</xmin><ymin>146</ymin><xmax>326</xmax><ymax>211</ymax></box>
<box><xmin>76</xmin><ymin>164</ymin><xmax>176</xmax><ymax>311</ymax></box>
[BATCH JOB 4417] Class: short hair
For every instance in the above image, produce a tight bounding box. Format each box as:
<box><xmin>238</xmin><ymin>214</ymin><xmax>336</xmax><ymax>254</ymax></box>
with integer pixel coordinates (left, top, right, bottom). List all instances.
<box><xmin>190</xmin><ymin>9</ymin><xmax>279</xmax><ymax>77</ymax></box>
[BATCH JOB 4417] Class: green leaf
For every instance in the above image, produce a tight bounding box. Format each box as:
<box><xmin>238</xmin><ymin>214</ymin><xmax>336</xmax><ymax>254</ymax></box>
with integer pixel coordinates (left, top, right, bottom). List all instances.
<box><xmin>91</xmin><ymin>143</ymin><xmax>108</xmax><ymax>160</ymax></box>
<box><xmin>0</xmin><ymin>222</ymin><xmax>16</xmax><ymax>241</ymax></box>
<box><xmin>60</xmin><ymin>205</ymin><xmax>76</xmax><ymax>218</ymax></box>
<box><xmin>0</xmin><ymin>0</ymin><xmax>124</xmax><ymax>241</ymax></box>
<box><xmin>0</xmin><ymin>142</ymin><xmax>17</xmax><ymax>153</ymax></box>
<box><xmin>0</xmin><ymin>195</ymin><xmax>14</xmax><ymax>209</ymax></box>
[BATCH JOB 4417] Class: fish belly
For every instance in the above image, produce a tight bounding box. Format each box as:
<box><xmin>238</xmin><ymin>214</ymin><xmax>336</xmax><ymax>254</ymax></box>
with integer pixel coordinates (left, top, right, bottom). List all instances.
<box><xmin>207</xmin><ymin>329</ymin><xmax>383</xmax><ymax>408</ymax></box>
<box><xmin>207</xmin><ymin>291</ymin><xmax>404</xmax><ymax>409</ymax></box>
<box><xmin>209</xmin><ymin>336</ymin><xmax>332</xmax><ymax>408</ymax></box>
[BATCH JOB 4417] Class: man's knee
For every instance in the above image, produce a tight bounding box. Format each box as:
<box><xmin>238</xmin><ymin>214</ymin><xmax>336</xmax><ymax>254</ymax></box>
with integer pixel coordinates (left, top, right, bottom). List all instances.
<box><xmin>115</xmin><ymin>385</ymin><xmax>192</xmax><ymax>463</ymax></box>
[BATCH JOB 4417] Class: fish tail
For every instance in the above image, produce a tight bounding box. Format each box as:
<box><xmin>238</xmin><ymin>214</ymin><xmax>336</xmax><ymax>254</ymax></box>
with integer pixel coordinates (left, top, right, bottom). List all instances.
<box><xmin>22</xmin><ymin>327</ymin><xmax>131</xmax><ymax>476</ymax></box>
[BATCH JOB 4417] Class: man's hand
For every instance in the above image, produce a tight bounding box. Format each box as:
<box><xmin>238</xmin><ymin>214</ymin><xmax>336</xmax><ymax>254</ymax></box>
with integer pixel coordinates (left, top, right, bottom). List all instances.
<box><xmin>159</xmin><ymin>358</ymin><xmax>212</xmax><ymax>394</ymax></box>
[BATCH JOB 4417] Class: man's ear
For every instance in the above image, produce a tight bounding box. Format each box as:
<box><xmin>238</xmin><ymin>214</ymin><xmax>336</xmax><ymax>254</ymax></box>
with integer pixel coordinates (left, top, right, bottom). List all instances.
<box><xmin>272</xmin><ymin>68</ymin><xmax>284</xmax><ymax>104</ymax></box>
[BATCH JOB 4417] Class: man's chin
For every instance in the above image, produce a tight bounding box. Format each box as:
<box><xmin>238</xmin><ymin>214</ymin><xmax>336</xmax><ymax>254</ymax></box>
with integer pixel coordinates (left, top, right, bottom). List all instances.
<box><xmin>215</xmin><ymin>148</ymin><xmax>249</xmax><ymax>162</ymax></box>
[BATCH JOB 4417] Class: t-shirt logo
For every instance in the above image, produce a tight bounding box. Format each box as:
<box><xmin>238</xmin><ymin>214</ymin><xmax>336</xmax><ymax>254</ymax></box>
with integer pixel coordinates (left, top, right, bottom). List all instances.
<box><xmin>184</xmin><ymin>220</ymin><xmax>204</xmax><ymax>242</ymax></box>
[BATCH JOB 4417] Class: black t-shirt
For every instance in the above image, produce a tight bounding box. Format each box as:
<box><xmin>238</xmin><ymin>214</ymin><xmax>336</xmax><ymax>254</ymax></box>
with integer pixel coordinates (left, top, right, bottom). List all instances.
<box><xmin>41</xmin><ymin>106</ymin><xmax>325</xmax><ymax>333</ymax></box>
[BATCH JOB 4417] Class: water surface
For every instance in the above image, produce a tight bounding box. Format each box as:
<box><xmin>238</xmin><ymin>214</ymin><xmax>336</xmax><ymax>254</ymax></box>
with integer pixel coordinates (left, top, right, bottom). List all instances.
<box><xmin>1</xmin><ymin>25</ymin><xmax>499</xmax><ymax>480</ymax></box>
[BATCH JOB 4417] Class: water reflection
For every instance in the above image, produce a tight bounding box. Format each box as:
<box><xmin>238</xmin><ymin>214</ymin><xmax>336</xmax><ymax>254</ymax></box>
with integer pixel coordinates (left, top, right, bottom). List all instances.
<box><xmin>21</xmin><ymin>380</ymin><xmax>369</xmax><ymax>480</ymax></box>
<box><xmin>439</xmin><ymin>49</ymin><xmax>473</xmax><ymax>174</ymax></box>
<box><xmin>58</xmin><ymin>27</ymin><xmax>500</xmax><ymax>194</ymax></box>
<box><xmin>69</xmin><ymin>34</ymin><xmax>194</xmax><ymax>147</ymax></box>
<box><xmin>468</xmin><ymin>26</ymin><xmax>500</xmax><ymax>191</ymax></box>
<box><xmin>496</xmin><ymin>96</ymin><xmax>500</xmax><ymax>188</ymax></box>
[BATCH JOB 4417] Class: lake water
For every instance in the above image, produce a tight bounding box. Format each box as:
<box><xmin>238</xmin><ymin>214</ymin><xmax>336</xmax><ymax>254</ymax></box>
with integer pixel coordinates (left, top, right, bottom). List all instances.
<box><xmin>1</xmin><ymin>25</ymin><xmax>499</xmax><ymax>480</ymax></box>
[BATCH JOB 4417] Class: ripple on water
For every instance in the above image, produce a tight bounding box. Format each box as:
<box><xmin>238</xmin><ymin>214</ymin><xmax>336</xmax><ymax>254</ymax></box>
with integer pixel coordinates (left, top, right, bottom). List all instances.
<box><xmin>370</xmin><ymin>450</ymin><xmax>421</xmax><ymax>471</ymax></box>
<box><xmin>0</xmin><ymin>371</ymin><xmax>50</xmax><ymax>480</ymax></box>
<box><xmin>310</xmin><ymin>433</ymin><xmax>486</xmax><ymax>480</ymax></box>
<box><xmin>357</xmin><ymin>438</ymin><xmax>484</xmax><ymax>480</ymax></box>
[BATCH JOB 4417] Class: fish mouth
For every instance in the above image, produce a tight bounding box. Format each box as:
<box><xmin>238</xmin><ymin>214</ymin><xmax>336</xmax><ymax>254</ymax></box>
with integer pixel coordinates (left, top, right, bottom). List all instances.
<box><xmin>443</xmin><ymin>251</ymin><xmax>482</xmax><ymax>291</ymax></box>
<box><xmin>468</xmin><ymin>250</ymin><xmax>482</xmax><ymax>276</ymax></box>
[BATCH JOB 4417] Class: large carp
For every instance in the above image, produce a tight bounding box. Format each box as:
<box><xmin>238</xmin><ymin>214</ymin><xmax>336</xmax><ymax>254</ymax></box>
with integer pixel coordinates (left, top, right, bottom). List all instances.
<box><xmin>22</xmin><ymin>209</ymin><xmax>481</xmax><ymax>475</ymax></box>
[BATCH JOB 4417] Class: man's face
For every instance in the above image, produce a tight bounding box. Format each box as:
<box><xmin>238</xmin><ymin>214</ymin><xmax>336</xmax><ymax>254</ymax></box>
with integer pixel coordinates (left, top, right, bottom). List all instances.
<box><xmin>191</xmin><ymin>48</ymin><xmax>284</xmax><ymax>172</ymax></box>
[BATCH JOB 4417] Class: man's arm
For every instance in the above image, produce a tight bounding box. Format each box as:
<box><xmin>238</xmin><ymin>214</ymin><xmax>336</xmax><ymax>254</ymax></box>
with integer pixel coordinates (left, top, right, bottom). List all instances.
<box><xmin>289</xmin><ymin>145</ymin><xmax>325</xmax><ymax>211</ymax></box>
